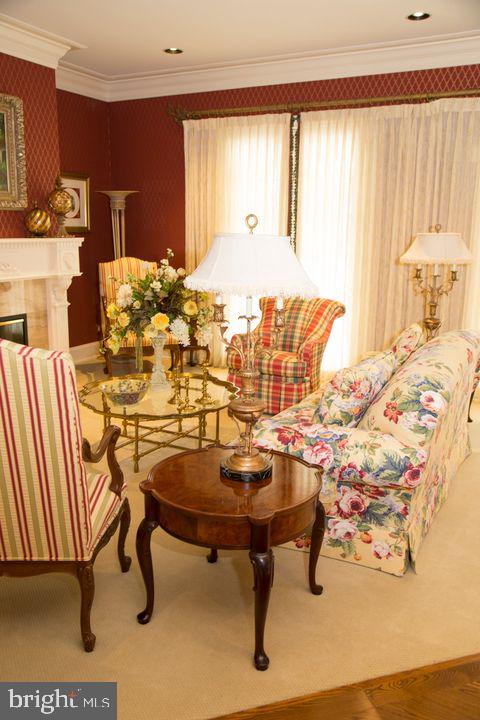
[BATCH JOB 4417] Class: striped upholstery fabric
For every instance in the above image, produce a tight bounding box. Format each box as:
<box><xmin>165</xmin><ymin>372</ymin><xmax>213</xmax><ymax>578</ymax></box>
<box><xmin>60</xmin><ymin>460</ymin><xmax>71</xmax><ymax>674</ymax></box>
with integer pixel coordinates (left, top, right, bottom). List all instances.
<box><xmin>98</xmin><ymin>257</ymin><xmax>177</xmax><ymax>348</ymax></box>
<box><xmin>0</xmin><ymin>339</ymin><xmax>126</xmax><ymax>562</ymax></box>
<box><xmin>227</xmin><ymin>297</ymin><xmax>345</xmax><ymax>414</ymax></box>
<box><xmin>88</xmin><ymin>472</ymin><xmax>127</xmax><ymax>550</ymax></box>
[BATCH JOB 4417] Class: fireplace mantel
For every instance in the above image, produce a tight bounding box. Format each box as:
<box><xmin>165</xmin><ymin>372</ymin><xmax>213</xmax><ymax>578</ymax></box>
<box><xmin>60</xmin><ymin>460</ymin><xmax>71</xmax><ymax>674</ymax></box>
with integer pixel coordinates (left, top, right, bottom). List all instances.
<box><xmin>0</xmin><ymin>237</ymin><xmax>84</xmax><ymax>351</ymax></box>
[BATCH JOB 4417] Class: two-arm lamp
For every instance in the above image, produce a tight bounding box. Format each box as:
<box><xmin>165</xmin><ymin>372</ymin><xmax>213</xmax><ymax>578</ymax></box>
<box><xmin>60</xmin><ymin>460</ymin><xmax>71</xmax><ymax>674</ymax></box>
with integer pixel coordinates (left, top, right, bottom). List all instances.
<box><xmin>400</xmin><ymin>225</ymin><xmax>473</xmax><ymax>340</ymax></box>
<box><xmin>185</xmin><ymin>214</ymin><xmax>317</xmax><ymax>482</ymax></box>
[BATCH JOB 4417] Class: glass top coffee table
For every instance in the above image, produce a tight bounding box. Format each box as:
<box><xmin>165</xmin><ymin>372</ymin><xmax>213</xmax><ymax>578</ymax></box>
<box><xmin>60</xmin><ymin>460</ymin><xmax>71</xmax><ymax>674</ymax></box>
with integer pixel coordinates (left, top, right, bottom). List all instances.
<box><xmin>79</xmin><ymin>371</ymin><xmax>238</xmax><ymax>472</ymax></box>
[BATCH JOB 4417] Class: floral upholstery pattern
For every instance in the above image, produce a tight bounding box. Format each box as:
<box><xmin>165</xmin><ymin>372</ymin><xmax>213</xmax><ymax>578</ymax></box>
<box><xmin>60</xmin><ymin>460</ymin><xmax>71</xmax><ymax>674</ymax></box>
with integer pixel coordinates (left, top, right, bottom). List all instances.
<box><xmin>315</xmin><ymin>350</ymin><xmax>396</xmax><ymax>427</ymax></box>
<box><xmin>0</xmin><ymin>339</ymin><xmax>127</xmax><ymax>562</ymax></box>
<box><xmin>227</xmin><ymin>297</ymin><xmax>345</xmax><ymax>414</ymax></box>
<box><xmin>391</xmin><ymin>323</ymin><xmax>425</xmax><ymax>366</ymax></box>
<box><xmin>253</xmin><ymin>330</ymin><xmax>480</xmax><ymax>575</ymax></box>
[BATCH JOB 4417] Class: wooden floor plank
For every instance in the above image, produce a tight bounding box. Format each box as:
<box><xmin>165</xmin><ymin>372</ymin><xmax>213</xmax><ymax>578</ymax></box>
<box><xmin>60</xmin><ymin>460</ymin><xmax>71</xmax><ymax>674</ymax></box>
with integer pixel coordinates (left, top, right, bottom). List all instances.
<box><xmin>214</xmin><ymin>654</ymin><xmax>480</xmax><ymax>720</ymax></box>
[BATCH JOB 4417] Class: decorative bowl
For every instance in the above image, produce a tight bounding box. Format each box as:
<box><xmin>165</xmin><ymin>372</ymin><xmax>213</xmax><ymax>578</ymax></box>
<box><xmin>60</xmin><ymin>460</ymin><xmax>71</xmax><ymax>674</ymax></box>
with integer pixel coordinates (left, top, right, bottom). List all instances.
<box><xmin>100</xmin><ymin>376</ymin><xmax>150</xmax><ymax>406</ymax></box>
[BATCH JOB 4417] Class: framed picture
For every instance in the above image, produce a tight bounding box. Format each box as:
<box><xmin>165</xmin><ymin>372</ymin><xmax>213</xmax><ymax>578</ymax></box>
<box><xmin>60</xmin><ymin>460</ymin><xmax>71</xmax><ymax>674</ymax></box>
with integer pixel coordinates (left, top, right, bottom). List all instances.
<box><xmin>60</xmin><ymin>172</ymin><xmax>90</xmax><ymax>233</ymax></box>
<box><xmin>0</xmin><ymin>94</ymin><xmax>27</xmax><ymax>209</ymax></box>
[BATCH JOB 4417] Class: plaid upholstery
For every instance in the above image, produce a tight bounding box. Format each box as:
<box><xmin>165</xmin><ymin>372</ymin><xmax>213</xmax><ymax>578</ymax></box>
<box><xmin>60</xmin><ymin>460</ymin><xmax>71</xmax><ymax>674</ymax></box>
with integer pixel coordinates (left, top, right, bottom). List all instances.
<box><xmin>227</xmin><ymin>297</ymin><xmax>345</xmax><ymax>414</ymax></box>
<box><xmin>0</xmin><ymin>339</ymin><xmax>126</xmax><ymax>562</ymax></box>
<box><xmin>98</xmin><ymin>257</ymin><xmax>177</xmax><ymax>348</ymax></box>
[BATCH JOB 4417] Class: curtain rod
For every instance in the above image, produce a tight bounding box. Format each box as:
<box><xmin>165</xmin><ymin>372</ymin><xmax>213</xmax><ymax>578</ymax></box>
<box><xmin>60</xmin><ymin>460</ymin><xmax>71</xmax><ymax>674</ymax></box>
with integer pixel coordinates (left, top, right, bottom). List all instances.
<box><xmin>168</xmin><ymin>87</ymin><xmax>480</xmax><ymax>123</ymax></box>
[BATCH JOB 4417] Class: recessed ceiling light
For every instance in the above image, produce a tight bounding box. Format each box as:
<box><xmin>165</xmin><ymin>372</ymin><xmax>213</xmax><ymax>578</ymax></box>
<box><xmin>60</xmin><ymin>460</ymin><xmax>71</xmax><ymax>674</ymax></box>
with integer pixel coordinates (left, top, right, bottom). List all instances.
<box><xmin>164</xmin><ymin>47</ymin><xmax>183</xmax><ymax>54</ymax></box>
<box><xmin>407</xmin><ymin>11</ymin><xmax>431</xmax><ymax>20</ymax></box>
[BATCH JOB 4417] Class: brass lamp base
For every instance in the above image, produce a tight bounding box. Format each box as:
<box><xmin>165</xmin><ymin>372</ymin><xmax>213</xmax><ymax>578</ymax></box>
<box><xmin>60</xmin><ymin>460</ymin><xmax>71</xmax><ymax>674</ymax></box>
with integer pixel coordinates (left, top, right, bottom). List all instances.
<box><xmin>221</xmin><ymin>394</ymin><xmax>272</xmax><ymax>482</ymax></box>
<box><xmin>220</xmin><ymin>450</ymin><xmax>272</xmax><ymax>483</ymax></box>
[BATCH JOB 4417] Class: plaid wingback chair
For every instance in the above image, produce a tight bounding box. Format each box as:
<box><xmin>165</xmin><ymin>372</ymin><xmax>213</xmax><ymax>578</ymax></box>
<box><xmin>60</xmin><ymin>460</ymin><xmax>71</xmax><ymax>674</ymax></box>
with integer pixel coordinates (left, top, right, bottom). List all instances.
<box><xmin>0</xmin><ymin>339</ymin><xmax>130</xmax><ymax>651</ymax></box>
<box><xmin>227</xmin><ymin>297</ymin><xmax>345</xmax><ymax>414</ymax></box>
<box><xmin>99</xmin><ymin>257</ymin><xmax>178</xmax><ymax>373</ymax></box>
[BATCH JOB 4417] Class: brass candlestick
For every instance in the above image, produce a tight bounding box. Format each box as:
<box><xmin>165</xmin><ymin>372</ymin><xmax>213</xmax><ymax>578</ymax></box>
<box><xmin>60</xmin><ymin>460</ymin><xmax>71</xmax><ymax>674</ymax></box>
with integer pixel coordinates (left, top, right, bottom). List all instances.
<box><xmin>181</xmin><ymin>373</ymin><xmax>196</xmax><ymax>412</ymax></box>
<box><xmin>195</xmin><ymin>363</ymin><xmax>215</xmax><ymax>405</ymax></box>
<box><xmin>413</xmin><ymin>265</ymin><xmax>458</xmax><ymax>341</ymax></box>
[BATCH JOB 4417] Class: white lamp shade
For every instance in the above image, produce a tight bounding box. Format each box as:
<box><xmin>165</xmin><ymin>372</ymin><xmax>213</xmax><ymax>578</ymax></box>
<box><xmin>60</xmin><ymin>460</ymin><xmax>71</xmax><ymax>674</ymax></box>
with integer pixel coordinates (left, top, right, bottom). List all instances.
<box><xmin>400</xmin><ymin>232</ymin><xmax>473</xmax><ymax>265</ymax></box>
<box><xmin>185</xmin><ymin>232</ymin><xmax>318</xmax><ymax>297</ymax></box>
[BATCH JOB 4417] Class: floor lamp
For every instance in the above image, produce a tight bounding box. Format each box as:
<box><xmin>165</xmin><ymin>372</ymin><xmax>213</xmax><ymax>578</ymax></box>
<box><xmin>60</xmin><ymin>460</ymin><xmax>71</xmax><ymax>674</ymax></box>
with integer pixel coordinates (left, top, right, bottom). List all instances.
<box><xmin>400</xmin><ymin>225</ymin><xmax>473</xmax><ymax>339</ymax></box>
<box><xmin>98</xmin><ymin>190</ymin><xmax>138</xmax><ymax>259</ymax></box>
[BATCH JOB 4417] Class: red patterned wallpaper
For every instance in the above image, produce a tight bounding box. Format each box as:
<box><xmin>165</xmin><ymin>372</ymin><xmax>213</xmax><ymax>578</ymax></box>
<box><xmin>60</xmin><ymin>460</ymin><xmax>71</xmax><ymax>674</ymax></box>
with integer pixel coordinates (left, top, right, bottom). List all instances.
<box><xmin>0</xmin><ymin>53</ymin><xmax>60</xmax><ymax>237</ymax></box>
<box><xmin>109</xmin><ymin>64</ymin><xmax>480</xmax><ymax>268</ymax></box>
<box><xmin>57</xmin><ymin>90</ymin><xmax>112</xmax><ymax>347</ymax></box>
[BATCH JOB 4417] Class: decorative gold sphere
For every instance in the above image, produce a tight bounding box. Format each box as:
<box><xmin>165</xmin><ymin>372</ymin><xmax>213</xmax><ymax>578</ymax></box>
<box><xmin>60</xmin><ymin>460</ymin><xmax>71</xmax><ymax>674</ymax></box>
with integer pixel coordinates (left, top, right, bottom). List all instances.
<box><xmin>24</xmin><ymin>202</ymin><xmax>52</xmax><ymax>237</ymax></box>
<box><xmin>48</xmin><ymin>176</ymin><xmax>74</xmax><ymax>216</ymax></box>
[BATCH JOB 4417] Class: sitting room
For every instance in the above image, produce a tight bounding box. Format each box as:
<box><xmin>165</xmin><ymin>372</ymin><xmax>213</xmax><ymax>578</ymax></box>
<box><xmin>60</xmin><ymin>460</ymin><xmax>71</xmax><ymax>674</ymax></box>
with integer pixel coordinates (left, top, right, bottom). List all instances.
<box><xmin>0</xmin><ymin>2</ymin><xmax>479</xmax><ymax>719</ymax></box>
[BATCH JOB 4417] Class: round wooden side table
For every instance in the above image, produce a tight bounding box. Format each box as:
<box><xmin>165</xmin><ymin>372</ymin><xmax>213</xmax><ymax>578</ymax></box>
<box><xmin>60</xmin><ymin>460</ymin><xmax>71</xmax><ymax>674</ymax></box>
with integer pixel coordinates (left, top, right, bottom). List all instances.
<box><xmin>136</xmin><ymin>445</ymin><xmax>325</xmax><ymax>670</ymax></box>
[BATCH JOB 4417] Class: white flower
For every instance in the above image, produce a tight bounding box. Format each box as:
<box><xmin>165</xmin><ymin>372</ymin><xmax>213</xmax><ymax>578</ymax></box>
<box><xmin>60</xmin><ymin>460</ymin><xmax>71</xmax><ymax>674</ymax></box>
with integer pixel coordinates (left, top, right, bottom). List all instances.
<box><xmin>372</xmin><ymin>540</ymin><xmax>392</xmax><ymax>560</ymax></box>
<box><xmin>116</xmin><ymin>283</ymin><xmax>133</xmax><ymax>308</ymax></box>
<box><xmin>133</xmin><ymin>300</ymin><xmax>141</xmax><ymax>309</ymax></box>
<box><xmin>160</xmin><ymin>258</ymin><xmax>169</xmax><ymax>266</ymax></box>
<box><xmin>177</xmin><ymin>267</ymin><xmax>186</xmax><ymax>277</ymax></box>
<box><xmin>327</xmin><ymin>518</ymin><xmax>358</xmax><ymax>542</ymax></box>
<box><xmin>162</xmin><ymin>266</ymin><xmax>178</xmax><ymax>282</ymax></box>
<box><xmin>195</xmin><ymin>325</ymin><xmax>212</xmax><ymax>347</ymax></box>
<box><xmin>169</xmin><ymin>317</ymin><xmax>190</xmax><ymax>347</ymax></box>
<box><xmin>151</xmin><ymin>280</ymin><xmax>162</xmax><ymax>292</ymax></box>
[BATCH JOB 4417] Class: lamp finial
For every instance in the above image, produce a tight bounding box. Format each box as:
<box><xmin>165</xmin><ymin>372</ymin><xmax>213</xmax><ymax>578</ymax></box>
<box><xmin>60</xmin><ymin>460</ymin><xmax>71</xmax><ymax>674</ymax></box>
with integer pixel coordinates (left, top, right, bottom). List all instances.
<box><xmin>245</xmin><ymin>214</ymin><xmax>258</xmax><ymax>234</ymax></box>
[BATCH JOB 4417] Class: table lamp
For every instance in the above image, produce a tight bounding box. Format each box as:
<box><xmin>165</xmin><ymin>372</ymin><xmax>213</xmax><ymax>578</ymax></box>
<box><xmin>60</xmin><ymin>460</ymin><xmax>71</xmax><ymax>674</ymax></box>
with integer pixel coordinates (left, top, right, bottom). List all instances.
<box><xmin>400</xmin><ymin>224</ymin><xmax>473</xmax><ymax>339</ymax></box>
<box><xmin>185</xmin><ymin>214</ymin><xmax>317</xmax><ymax>481</ymax></box>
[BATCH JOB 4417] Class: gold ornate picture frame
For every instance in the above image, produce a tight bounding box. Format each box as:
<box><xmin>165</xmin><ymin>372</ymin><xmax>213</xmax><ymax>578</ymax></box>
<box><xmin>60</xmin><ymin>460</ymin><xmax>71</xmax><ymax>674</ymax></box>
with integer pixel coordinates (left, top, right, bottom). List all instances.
<box><xmin>0</xmin><ymin>93</ymin><xmax>27</xmax><ymax>209</ymax></box>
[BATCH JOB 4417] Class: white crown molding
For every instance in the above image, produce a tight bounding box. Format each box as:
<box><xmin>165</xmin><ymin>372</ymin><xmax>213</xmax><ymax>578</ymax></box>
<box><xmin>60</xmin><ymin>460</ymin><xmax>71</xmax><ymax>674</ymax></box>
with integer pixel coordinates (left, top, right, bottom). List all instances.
<box><xmin>55</xmin><ymin>32</ymin><xmax>480</xmax><ymax>103</ymax></box>
<box><xmin>0</xmin><ymin>13</ymin><xmax>84</xmax><ymax>70</ymax></box>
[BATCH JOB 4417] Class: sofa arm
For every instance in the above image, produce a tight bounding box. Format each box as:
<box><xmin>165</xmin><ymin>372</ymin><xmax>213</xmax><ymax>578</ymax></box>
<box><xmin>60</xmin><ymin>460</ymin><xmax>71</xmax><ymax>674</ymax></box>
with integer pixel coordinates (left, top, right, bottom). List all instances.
<box><xmin>254</xmin><ymin>415</ymin><xmax>427</xmax><ymax>489</ymax></box>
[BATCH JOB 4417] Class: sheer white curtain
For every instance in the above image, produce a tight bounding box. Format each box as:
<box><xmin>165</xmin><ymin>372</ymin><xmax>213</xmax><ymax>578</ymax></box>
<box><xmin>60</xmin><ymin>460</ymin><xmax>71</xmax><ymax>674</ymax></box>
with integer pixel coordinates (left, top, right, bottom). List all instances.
<box><xmin>298</xmin><ymin>98</ymin><xmax>480</xmax><ymax>370</ymax></box>
<box><xmin>184</xmin><ymin>113</ymin><xmax>290</xmax><ymax>365</ymax></box>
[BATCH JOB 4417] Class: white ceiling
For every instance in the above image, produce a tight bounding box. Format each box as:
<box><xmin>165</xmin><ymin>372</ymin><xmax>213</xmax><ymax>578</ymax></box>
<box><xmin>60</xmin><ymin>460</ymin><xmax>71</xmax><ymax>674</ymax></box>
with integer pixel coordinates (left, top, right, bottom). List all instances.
<box><xmin>2</xmin><ymin>0</ymin><xmax>480</xmax><ymax>78</ymax></box>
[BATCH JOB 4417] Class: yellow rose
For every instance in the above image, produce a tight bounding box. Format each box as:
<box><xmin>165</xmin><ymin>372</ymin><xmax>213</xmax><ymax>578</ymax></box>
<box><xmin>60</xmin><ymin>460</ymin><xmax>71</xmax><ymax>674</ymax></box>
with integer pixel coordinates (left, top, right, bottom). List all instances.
<box><xmin>117</xmin><ymin>312</ymin><xmax>130</xmax><ymax>328</ymax></box>
<box><xmin>106</xmin><ymin>337</ymin><xmax>120</xmax><ymax>354</ymax></box>
<box><xmin>106</xmin><ymin>303</ymin><xmax>119</xmax><ymax>319</ymax></box>
<box><xmin>183</xmin><ymin>300</ymin><xmax>198</xmax><ymax>316</ymax></box>
<box><xmin>151</xmin><ymin>312</ymin><xmax>170</xmax><ymax>331</ymax></box>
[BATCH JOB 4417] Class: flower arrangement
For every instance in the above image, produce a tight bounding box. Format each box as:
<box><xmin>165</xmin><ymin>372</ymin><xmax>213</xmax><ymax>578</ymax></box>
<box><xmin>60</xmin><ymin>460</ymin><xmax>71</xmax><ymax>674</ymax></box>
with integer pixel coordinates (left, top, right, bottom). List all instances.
<box><xmin>105</xmin><ymin>249</ymin><xmax>212</xmax><ymax>370</ymax></box>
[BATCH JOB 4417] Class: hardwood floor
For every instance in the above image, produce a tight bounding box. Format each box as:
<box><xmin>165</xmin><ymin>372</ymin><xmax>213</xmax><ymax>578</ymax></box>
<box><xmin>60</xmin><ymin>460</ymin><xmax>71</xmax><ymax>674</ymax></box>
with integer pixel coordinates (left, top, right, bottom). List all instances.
<box><xmin>215</xmin><ymin>654</ymin><xmax>480</xmax><ymax>720</ymax></box>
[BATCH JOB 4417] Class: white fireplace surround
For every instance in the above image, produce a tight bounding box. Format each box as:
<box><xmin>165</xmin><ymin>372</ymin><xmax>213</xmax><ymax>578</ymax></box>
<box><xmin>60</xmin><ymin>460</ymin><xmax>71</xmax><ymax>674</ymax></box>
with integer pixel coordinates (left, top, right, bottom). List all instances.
<box><xmin>0</xmin><ymin>238</ymin><xmax>83</xmax><ymax>352</ymax></box>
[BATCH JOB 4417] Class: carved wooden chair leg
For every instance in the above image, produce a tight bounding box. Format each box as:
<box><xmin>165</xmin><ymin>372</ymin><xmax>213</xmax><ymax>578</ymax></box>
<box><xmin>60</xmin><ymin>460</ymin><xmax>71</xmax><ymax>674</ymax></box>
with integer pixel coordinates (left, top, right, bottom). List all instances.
<box><xmin>117</xmin><ymin>499</ymin><xmax>132</xmax><ymax>572</ymax></box>
<box><xmin>136</xmin><ymin>517</ymin><xmax>158</xmax><ymax>625</ymax></box>
<box><xmin>77</xmin><ymin>563</ymin><xmax>96</xmax><ymax>652</ymax></box>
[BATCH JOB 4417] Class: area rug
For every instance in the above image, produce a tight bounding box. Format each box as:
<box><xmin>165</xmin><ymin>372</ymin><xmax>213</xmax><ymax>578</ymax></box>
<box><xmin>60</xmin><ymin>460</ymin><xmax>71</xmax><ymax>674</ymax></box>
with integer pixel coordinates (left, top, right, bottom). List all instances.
<box><xmin>1</xmin><ymin>362</ymin><xmax>479</xmax><ymax>720</ymax></box>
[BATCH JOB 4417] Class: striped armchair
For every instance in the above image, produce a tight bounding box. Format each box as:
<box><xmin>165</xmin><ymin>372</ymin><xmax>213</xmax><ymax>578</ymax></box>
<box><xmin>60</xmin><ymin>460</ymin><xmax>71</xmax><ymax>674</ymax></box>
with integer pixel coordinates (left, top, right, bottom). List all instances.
<box><xmin>99</xmin><ymin>257</ymin><xmax>178</xmax><ymax>374</ymax></box>
<box><xmin>227</xmin><ymin>297</ymin><xmax>345</xmax><ymax>414</ymax></box>
<box><xmin>0</xmin><ymin>339</ymin><xmax>130</xmax><ymax>651</ymax></box>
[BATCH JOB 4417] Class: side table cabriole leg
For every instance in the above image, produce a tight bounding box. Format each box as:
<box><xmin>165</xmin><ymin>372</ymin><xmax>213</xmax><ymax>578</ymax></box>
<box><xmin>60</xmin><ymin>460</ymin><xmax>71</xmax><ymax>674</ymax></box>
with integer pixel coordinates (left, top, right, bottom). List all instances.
<box><xmin>207</xmin><ymin>548</ymin><xmax>218</xmax><ymax>563</ymax></box>
<box><xmin>249</xmin><ymin>522</ymin><xmax>274</xmax><ymax>671</ymax></box>
<box><xmin>136</xmin><ymin>516</ymin><xmax>159</xmax><ymax>624</ymax></box>
<box><xmin>308</xmin><ymin>500</ymin><xmax>326</xmax><ymax>595</ymax></box>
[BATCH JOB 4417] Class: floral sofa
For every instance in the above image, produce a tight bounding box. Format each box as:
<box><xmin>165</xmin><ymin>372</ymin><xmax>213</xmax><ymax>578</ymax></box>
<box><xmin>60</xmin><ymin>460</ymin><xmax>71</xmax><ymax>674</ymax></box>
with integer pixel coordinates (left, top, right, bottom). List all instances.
<box><xmin>253</xmin><ymin>329</ymin><xmax>480</xmax><ymax>576</ymax></box>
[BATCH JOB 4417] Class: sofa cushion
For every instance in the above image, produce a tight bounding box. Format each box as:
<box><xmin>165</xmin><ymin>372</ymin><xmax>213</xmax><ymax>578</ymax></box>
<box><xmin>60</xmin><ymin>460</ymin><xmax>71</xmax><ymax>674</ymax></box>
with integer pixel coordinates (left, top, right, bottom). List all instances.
<box><xmin>358</xmin><ymin>331</ymin><xmax>474</xmax><ymax>447</ymax></box>
<box><xmin>315</xmin><ymin>350</ymin><xmax>396</xmax><ymax>427</ymax></box>
<box><xmin>391</xmin><ymin>323</ymin><xmax>425</xmax><ymax>366</ymax></box>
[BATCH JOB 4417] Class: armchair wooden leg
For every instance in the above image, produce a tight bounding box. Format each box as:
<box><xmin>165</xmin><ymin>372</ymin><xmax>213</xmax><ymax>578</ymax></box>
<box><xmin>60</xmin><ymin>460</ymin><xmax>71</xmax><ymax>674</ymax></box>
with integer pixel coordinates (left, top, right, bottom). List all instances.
<box><xmin>118</xmin><ymin>498</ymin><xmax>132</xmax><ymax>573</ymax></box>
<box><xmin>77</xmin><ymin>563</ymin><xmax>96</xmax><ymax>652</ymax></box>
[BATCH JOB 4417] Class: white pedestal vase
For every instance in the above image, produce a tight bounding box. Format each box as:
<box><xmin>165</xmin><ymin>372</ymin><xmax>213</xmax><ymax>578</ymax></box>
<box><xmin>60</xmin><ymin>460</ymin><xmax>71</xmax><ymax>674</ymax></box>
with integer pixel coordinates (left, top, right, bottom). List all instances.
<box><xmin>151</xmin><ymin>332</ymin><xmax>170</xmax><ymax>389</ymax></box>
